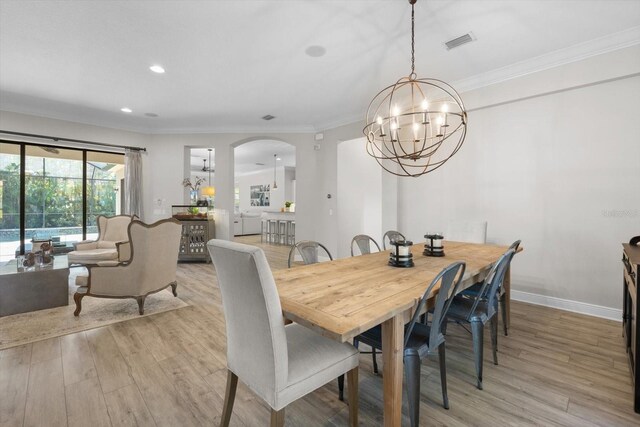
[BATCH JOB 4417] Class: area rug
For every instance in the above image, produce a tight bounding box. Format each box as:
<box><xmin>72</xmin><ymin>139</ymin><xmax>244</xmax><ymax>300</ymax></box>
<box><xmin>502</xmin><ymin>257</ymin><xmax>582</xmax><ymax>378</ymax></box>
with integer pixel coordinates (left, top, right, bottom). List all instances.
<box><xmin>0</xmin><ymin>267</ymin><xmax>189</xmax><ymax>350</ymax></box>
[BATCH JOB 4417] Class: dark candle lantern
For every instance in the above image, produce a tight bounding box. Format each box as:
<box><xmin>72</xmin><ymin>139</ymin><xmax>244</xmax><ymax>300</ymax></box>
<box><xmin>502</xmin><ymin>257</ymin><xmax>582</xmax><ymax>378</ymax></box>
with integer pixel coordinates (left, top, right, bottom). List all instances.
<box><xmin>388</xmin><ymin>239</ymin><xmax>414</xmax><ymax>268</ymax></box>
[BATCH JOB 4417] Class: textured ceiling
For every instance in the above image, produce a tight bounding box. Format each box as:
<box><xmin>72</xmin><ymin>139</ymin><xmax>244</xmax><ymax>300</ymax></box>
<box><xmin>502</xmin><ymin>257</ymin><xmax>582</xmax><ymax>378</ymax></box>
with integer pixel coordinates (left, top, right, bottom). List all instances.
<box><xmin>1</xmin><ymin>0</ymin><xmax>639</xmax><ymax>133</ymax></box>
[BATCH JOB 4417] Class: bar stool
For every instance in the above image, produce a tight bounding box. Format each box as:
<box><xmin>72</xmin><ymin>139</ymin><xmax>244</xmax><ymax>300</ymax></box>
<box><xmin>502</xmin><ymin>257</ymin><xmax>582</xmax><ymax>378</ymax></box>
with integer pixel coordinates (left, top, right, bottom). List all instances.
<box><xmin>267</xmin><ymin>219</ymin><xmax>278</xmax><ymax>244</ymax></box>
<box><xmin>277</xmin><ymin>220</ymin><xmax>288</xmax><ymax>245</ymax></box>
<box><xmin>261</xmin><ymin>219</ymin><xmax>269</xmax><ymax>243</ymax></box>
<box><xmin>287</xmin><ymin>221</ymin><xmax>295</xmax><ymax>245</ymax></box>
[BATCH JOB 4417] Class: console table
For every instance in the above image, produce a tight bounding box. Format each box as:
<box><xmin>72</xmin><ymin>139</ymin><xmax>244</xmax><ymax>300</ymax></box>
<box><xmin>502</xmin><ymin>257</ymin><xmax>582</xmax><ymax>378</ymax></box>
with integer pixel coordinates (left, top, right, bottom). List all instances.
<box><xmin>0</xmin><ymin>255</ymin><xmax>69</xmax><ymax>316</ymax></box>
<box><xmin>622</xmin><ymin>243</ymin><xmax>640</xmax><ymax>413</ymax></box>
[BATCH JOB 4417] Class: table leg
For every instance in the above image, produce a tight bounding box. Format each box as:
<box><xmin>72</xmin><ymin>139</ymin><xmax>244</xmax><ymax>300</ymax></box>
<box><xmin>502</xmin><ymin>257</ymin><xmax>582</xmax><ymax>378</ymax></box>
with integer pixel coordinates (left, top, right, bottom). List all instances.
<box><xmin>504</xmin><ymin>265</ymin><xmax>511</xmax><ymax>328</ymax></box>
<box><xmin>382</xmin><ymin>314</ymin><xmax>403</xmax><ymax>427</ymax></box>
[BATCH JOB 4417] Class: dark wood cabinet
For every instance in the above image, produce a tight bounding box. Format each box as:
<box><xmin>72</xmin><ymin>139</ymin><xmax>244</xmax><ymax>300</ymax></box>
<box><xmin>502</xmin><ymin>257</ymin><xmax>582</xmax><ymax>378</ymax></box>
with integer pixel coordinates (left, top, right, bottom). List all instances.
<box><xmin>622</xmin><ymin>243</ymin><xmax>640</xmax><ymax>413</ymax></box>
<box><xmin>177</xmin><ymin>219</ymin><xmax>214</xmax><ymax>263</ymax></box>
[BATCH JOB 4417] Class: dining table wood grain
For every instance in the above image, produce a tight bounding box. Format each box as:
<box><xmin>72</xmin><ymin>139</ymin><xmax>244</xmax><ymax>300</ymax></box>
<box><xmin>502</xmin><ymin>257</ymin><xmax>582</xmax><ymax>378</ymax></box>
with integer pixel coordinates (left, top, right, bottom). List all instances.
<box><xmin>273</xmin><ymin>240</ymin><xmax>519</xmax><ymax>427</ymax></box>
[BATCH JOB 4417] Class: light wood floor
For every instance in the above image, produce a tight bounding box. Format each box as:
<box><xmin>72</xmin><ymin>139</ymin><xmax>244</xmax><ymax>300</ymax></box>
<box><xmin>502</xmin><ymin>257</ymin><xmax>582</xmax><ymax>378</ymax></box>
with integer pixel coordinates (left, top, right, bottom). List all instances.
<box><xmin>1</xmin><ymin>235</ymin><xmax>638</xmax><ymax>426</ymax></box>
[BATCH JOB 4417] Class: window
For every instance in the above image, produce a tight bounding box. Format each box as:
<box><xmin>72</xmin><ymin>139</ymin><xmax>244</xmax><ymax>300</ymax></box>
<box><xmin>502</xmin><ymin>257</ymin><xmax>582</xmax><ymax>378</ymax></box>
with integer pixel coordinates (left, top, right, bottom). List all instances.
<box><xmin>0</xmin><ymin>141</ymin><xmax>124</xmax><ymax>261</ymax></box>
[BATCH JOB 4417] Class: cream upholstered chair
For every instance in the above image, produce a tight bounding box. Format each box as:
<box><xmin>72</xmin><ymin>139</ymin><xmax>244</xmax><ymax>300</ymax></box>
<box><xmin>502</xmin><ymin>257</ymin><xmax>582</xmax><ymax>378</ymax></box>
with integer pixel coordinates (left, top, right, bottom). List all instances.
<box><xmin>445</xmin><ymin>220</ymin><xmax>488</xmax><ymax>244</ymax></box>
<box><xmin>68</xmin><ymin>214</ymin><xmax>137</xmax><ymax>265</ymax></box>
<box><xmin>207</xmin><ymin>239</ymin><xmax>359</xmax><ymax>427</ymax></box>
<box><xmin>73</xmin><ymin>218</ymin><xmax>181</xmax><ymax>316</ymax></box>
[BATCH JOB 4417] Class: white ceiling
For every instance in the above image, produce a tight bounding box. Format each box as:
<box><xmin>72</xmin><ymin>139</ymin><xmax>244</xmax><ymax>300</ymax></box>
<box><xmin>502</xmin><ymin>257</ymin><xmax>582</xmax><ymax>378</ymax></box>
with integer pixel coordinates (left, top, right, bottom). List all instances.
<box><xmin>1</xmin><ymin>1</ymin><xmax>639</xmax><ymax>133</ymax></box>
<box><xmin>189</xmin><ymin>139</ymin><xmax>295</xmax><ymax>175</ymax></box>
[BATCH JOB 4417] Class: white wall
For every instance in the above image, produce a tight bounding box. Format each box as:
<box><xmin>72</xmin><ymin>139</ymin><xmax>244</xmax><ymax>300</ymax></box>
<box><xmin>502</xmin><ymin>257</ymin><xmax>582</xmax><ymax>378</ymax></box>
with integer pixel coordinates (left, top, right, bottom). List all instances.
<box><xmin>236</xmin><ymin>166</ymin><xmax>287</xmax><ymax>212</ymax></box>
<box><xmin>336</xmin><ymin>138</ymin><xmax>383</xmax><ymax>258</ymax></box>
<box><xmin>397</xmin><ymin>46</ymin><xmax>640</xmax><ymax>311</ymax></box>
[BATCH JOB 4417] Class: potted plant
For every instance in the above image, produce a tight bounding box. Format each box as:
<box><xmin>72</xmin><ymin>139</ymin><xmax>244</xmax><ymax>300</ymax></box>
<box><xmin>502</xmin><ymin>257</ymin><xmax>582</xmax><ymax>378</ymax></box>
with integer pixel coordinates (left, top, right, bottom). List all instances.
<box><xmin>284</xmin><ymin>201</ymin><xmax>292</xmax><ymax>212</ymax></box>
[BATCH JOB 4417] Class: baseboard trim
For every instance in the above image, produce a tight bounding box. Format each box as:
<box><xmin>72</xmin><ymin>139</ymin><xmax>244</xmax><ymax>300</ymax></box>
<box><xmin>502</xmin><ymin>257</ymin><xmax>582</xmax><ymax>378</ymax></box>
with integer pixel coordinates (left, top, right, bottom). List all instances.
<box><xmin>511</xmin><ymin>290</ymin><xmax>622</xmax><ymax>322</ymax></box>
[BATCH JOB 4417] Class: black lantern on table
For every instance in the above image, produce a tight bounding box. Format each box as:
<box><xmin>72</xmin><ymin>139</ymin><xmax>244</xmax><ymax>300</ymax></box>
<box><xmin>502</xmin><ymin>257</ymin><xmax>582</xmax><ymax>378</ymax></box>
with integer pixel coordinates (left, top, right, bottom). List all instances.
<box><xmin>389</xmin><ymin>239</ymin><xmax>414</xmax><ymax>268</ymax></box>
<box><xmin>423</xmin><ymin>233</ymin><xmax>444</xmax><ymax>257</ymax></box>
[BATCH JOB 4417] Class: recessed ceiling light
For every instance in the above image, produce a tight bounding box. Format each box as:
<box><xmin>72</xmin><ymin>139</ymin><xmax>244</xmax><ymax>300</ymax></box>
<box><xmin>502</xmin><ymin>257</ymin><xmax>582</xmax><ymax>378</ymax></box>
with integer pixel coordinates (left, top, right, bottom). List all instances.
<box><xmin>145</xmin><ymin>112</ymin><xmax>159</xmax><ymax>117</ymax></box>
<box><xmin>120</xmin><ymin>107</ymin><xmax>132</xmax><ymax>113</ymax></box>
<box><xmin>305</xmin><ymin>45</ymin><xmax>326</xmax><ymax>58</ymax></box>
<box><xmin>149</xmin><ymin>65</ymin><xmax>165</xmax><ymax>73</ymax></box>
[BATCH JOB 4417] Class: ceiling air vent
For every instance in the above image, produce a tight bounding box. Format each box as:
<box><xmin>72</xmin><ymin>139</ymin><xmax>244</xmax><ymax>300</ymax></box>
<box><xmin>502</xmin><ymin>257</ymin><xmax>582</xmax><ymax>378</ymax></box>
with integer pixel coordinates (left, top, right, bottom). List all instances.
<box><xmin>262</xmin><ymin>115</ymin><xmax>276</xmax><ymax>121</ymax></box>
<box><xmin>445</xmin><ymin>32</ymin><xmax>476</xmax><ymax>50</ymax></box>
<box><xmin>255</xmin><ymin>162</ymin><xmax>265</xmax><ymax>166</ymax></box>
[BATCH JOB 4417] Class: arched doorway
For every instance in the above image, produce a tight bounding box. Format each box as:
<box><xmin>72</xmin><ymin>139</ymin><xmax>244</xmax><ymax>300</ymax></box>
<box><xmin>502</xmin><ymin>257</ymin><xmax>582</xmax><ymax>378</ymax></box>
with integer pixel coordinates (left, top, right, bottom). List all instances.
<box><xmin>232</xmin><ymin>139</ymin><xmax>296</xmax><ymax>243</ymax></box>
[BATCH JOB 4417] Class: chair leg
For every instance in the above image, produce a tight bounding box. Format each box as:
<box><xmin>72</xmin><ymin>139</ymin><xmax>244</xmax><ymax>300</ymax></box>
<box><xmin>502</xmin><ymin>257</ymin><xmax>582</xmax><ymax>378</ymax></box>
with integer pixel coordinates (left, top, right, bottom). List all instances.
<box><xmin>170</xmin><ymin>282</ymin><xmax>178</xmax><ymax>297</ymax></box>
<box><xmin>347</xmin><ymin>367</ymin><xmax>359</xmax><ymax>427</ymax></box>
<box><xmin>338</xmin><ymin>374</ymin><xmax>344</xmax><ymax>401</ymax></box>
<box><xmin>490</xmin><ymin>316</ymin><xmax>498</xmax><ymax>365</ymax></box>
<box><xmin>270</xmin><ymin>408</ymin><xmax>285</xmax><ymax>427</ymax></box>
<box><xmin>73</xmin><ymin>293</ymin><xmax>84</xmax><ymax>317</ymax></box>
<box><xmin>220</xmin><ymin>370</ymin><xmax>238</xmax><ymax>427</ymax></box>
<box><xmin>442</xmin><ymin>316</ymin><xmax>449</xmax><ymax>336</ymax></box>
<box><xmin>136</xmin><ymin>296</ymin><xmax>146</xmax><ymax>315</ymax></box>
<box><xmin>372</xmin><ymin>347</ymin><xmax>379</xmax><ymax>374</ymax></box>
<box><xmin>500</xmin><ymin>294</ymin><xmax>508</xmax><ymax>336</ymax></box>
<box><xmin>438</xmin><ymin>343</ymin><xmax>450</xmax><ymax>410</ymax></box>
<box><xmin>471</xmin><ymin>320</ymin><xmax>484</xmax><ymax>390</ymax></box>
<box><xmin>404</xmin><ymin>353</ymin><xmax>421</xmax><ymax>427</ymax></box>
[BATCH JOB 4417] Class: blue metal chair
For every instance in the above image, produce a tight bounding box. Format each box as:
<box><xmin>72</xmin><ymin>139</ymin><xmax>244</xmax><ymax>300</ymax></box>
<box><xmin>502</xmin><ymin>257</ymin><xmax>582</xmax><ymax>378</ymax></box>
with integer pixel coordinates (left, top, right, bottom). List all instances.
<box><xmin>444</xmin><ymin>247</ymin><xmax>517</xmax><ymax>390</ymax></box>
<box><xmin>353</xmin><ymin>262</ymin><xmax>466</xmax><ymax>426</ymax></box>
<box><xmin>458</xmin><ymin>240</ymin><xmax>520</xmax><ymax>336</ymax></box>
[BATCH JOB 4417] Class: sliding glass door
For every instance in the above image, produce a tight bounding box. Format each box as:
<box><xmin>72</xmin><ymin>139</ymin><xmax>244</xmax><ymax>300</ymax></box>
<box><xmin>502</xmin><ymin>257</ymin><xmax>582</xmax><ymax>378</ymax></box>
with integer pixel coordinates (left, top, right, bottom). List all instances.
<box><xmin>0</xmin><ymin>142</ymin><xmax>20</xmax><ymax>261</ymax></box>
<box><xmin>25</xmin><ymin>145</ymin><xmax>84</xmax><ymax>246</ymax></box>
<box><xmin>86</xmin><ymin>151</ymin><xmax>125</xmax><ymax>240</ymax></box>
<box><xmin>0</xmin><ymin>141</ymin><xmax>125</xmax><ymax>261</ymax></box>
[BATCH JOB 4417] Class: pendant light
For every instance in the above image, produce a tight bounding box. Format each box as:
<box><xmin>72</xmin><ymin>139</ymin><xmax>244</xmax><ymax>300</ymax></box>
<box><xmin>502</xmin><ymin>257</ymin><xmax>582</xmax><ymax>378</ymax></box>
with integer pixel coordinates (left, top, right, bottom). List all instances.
<box><xmin>272</xmin><ymin>154</ymin><xmax>278</xmax><ymax>189</ymax></box>
<box><xmin>201</xmin><ymin>149</ymin><xmax>216</xmax><ymax>197</ymax></box>
<box><xmin>363</xmin><ymin>0</ymin><xmax>467</xmax><ymax>177</ymax></box>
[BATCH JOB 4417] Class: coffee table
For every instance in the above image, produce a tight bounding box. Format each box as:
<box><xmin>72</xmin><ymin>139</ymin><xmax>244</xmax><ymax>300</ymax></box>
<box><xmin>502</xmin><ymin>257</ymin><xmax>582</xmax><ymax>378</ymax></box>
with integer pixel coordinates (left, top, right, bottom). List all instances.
<box><xmin>0</xmin><ymin>255</ymin><xmax>69</xmax><ymax>317</ymax></box>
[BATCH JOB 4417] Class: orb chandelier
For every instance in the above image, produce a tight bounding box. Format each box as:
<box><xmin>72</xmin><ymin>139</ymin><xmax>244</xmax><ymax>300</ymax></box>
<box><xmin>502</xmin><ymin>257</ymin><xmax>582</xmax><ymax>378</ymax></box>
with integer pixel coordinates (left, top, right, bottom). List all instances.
<box><xmin>363</xmin><ymin>0</ymin><xmax>467</xmax><ymax>177</ymax></box>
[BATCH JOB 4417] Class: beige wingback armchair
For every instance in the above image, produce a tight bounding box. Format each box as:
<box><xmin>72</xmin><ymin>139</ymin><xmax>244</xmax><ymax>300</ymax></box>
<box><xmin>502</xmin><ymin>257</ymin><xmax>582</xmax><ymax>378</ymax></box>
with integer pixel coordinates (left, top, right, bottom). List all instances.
<box><xmin>67</xmin><ymin>214</ymin><xmax>138</xmax><ymax>265</ymax></box>
<box><xmin>73</xmin><ymin>218</ymin><xmax>182</xmax><ymax>316</ymax></box>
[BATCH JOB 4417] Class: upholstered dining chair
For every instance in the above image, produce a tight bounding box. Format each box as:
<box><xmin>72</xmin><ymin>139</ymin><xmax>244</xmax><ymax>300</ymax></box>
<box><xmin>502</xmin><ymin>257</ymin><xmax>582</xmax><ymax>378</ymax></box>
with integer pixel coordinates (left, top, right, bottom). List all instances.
<box><xmin>382</xmin><ymin>230</ymin><xmax>406</xmax><ymax>250</ymax></box>
<box><xmin>458</xmin><ymin>240</ymin><xmax>521</xmax><ymax>336</ymax></box>
<box><xmin>356</xmin><ymin>262</ymin><xmax>465</xmax><ymax>426</ymax></box>
<box><xmin>445</xmin><ymin>220</ymin><xmax>488</xmax><ymax>244</ymax></box>
<box><xmin>73</xmin><ymin>218</ymin><xmax>182</xmax><ymax>316</ymax></box>
<box><xmin>207</xmin><ymin>239</ymin><xmax>360</xmax><ymax>427</ymax></box>
<box><xmin>443</xmin><ymin>247</ymin><xmax>517</xmax><ymax>390</ymax></box>
<box><xmin>287</xmin><ymin>240</ymin><xmax>333</xmax><ymax>268</ymax></box>
<box><xmin>68</xmin><ymin>214</ymin><xmax>138</xmax><ymax>265</ymax></box>
<box><xmin>350</xmin><ymin>234</ymin><xmax>381</xmax><ymax>256</ymax></box>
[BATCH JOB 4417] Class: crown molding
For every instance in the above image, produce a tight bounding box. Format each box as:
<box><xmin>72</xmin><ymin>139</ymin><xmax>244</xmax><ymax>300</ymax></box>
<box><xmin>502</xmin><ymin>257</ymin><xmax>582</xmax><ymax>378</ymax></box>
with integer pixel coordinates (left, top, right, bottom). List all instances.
<box><xmin>453</xmin><ymin>26</ymin><xmax>640</xmax><ymax>93</ymax></box>
<box><xmin>149</xmin><ymin>124</ymin><xmax>315</xmax><ymax>135</ymax></box>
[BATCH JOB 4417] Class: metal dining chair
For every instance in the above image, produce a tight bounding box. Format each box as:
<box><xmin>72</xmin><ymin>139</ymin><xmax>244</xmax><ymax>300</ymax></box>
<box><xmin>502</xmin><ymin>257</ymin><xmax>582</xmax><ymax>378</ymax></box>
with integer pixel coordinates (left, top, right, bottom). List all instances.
<box><xmin>458</xmin><ymin>240</ymin><xmax>520</xmax><ymax>336</ymax></box>
<box><xmin>443</xmin><ymin>247</ymin><xmax>517</xmax><ymax>390</ymax></box>
<box><xmin>350</xmin><ymin>234</ymin><xmax>381</xmax><ymax>256</ymax></box>
<box><xmin>382</xmin><ymin>230</ymin><xmax>406</xmax><ymax>250</ymax></box>
<box><xmin>355</xmin><ymin>262</ymin><xmax>465</xmax><ymax>426</ymax></box>
<box><xmin>287</xmin><ymin>240</ymin><xmax>333</xmax><ymax>268</ymax></box>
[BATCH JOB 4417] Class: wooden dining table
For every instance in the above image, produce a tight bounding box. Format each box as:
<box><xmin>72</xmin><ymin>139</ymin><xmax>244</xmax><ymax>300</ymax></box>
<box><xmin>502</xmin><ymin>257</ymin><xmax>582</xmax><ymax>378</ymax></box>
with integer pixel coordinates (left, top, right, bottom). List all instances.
<box><xmin>273</xmin><ymin>241</ymin><xmax>517</xmax><ymax>427</ymax></box>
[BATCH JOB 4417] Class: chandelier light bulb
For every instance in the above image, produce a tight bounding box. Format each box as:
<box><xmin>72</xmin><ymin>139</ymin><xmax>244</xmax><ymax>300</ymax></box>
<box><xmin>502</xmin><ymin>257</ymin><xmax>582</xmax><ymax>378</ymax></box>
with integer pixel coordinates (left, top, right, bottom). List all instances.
<box><xmin>392</xmin><ymin>105</ymin><xmax>401</xmax><ymax>117</ymax></box>
<box><xmin>421</xmin><ymin>99</ymin><xmax>429</xmax><ymax>111</ymax></box>
<box><xmin>376</xmin><ymin>116</ymin><xmax>383</xmax><ymax>125</ymax></box>
<box><xmin>441</xmin><ymin>103</ymin><xmax>449</xmax><ymax>113</ymax></box>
